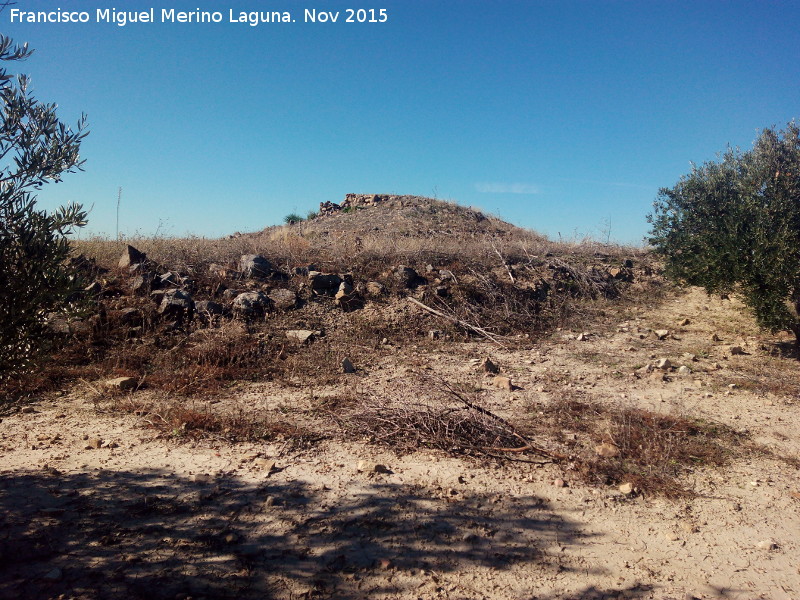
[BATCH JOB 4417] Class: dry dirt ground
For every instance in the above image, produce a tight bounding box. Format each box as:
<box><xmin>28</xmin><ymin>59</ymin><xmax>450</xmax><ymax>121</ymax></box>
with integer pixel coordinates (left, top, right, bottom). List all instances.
<box><xmin>1</xmin><ymin>287</ymin><xmax>799</xmax><ymax>600</ymax></box>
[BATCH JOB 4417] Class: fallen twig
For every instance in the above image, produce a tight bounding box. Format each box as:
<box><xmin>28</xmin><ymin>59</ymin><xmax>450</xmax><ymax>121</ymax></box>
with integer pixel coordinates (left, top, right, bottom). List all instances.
<box><xmin>442</xmin><ymin>381</ymin><xmax>567</xmax><ymax>460</ymax></box>
<box><xmin>406</xmin><ymin>297</ymin><xmax>508</xmax><ymax>346</ymax></box>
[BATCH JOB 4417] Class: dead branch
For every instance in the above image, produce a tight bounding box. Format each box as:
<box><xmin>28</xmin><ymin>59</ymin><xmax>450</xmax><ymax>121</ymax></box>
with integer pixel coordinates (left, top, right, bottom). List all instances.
<box><xmin>441</xmin><ymin>381</ymin><xmax>567</xmax><ymax>460</ymax></box>
<box><xmin>490</xmin><ymin>237</ymin><xmax>516</xmax><ymax>283</ymax></box>
<box><xmin>406</xmin><ymin>296</ymin><xmax>508</xmax><ymax>346</ymax></box>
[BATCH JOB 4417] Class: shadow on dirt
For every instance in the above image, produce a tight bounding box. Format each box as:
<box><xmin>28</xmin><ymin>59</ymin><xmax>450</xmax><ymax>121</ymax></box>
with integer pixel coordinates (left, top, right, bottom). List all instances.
<box><xmin>0</xmin><ymin>467</ymin><xmax>653</xmax><ymax>599</ymax></box>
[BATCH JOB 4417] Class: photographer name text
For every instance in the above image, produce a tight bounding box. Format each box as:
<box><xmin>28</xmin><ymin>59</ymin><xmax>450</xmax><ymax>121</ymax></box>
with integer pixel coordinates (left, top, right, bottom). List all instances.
<box><xmin>9</xmin><ymin>7</ymin><xmax>389</xmax><ymax>27</ymax></box>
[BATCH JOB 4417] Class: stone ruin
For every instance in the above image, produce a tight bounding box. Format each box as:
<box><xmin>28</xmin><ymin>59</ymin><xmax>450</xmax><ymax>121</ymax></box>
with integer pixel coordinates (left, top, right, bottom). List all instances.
<box><xmin>317</xmin><ymin>194</ymin><xmax>424</xmax><ymax>216</ymax></box>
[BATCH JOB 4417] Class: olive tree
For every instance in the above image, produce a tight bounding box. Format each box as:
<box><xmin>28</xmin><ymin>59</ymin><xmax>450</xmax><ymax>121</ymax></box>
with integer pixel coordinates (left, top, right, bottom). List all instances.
<box><xmin>648</xmin><ymin>122</ymin><xmax>800</xmax><ymax>344</ymax></box>
<box><xmin>0</xmin><ymin>35</ymin><xmax>89</xmax><ymax>376</ymax></box>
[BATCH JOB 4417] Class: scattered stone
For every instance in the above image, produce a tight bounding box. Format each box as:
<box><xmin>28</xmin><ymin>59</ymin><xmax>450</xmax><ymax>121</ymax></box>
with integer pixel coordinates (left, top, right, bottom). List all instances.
<box><xmin>224</xmin><ymin>532</ymin><xmax>238</xmax><ymax>544</ymax></box>
<box><xmin>221</xmin><ymin>288</ymin><xmax>243</xmax><ymax>301</ymax></box>
<box><xmin>232</xmin><ymin>291</ymin><xmax>271</xmax><ymax>319</ymax></box>
<box><xmin>619</xmin><ymin>482</ymin><xmax>634</xmax><ymax>495</ymax></box>
<box><xmin>118</xmin><ymin>244</ymin><xmax>146</xmax><ymax>268</ymax></box>
<box><xmin>86</xmin><ymin>438</ymin><xmax>103</xmax><ymax>450</ymax></box>
<box><xmin>680</xmin><ymin>318</ymin><xmax>691</xmax><ymax>326</ymax></box>
<box><xmin>158</xmin><ymin>289</ymin><xmax>194</xmax><ymax>323</ymax></box>
<box><xmin>100</xmin><ymin>440</ymin><xmax>119</xmax><ymax>449</ymax></box>
<box><xmin>677</xmin><ymin>365</ymin><xmax>692</xmax><ymax>376</ymax></box>
<box><xmin>342</xmin><ymin>358</ymin><xmax>356</xmax><ymax>373</ymax></box>
<box><xmin>308</xmin><ymin>271</ymin><xmax>342</xmax><ymax>295</ymax></box>
<box><xmin>428</xmin><ymin>329</ymin><xmax>441</xmax><ymax>340</ymax></box>
<box><xmin>482</xmin><ymin>357</ymin><xmax>500</xmax><ymax>374</ymax></box>
<box><xmin>553</xmin><ymin>478</ymin><xmax>567</xmax><ymax>488</ymax></box>
<box><xmin>268</xmin><ymin>288</ymin><xmax>297</xmax><ymax>310</ymax></box>
<box><xmin>286</xmin><ymin>329</ymin><xmax>319</xmax><ymax>343</ymax></box>
<box><xmin>357</xmin><ymin>461</ymin><xmax>390</xmax><ymax>474</ymax></box>
<box><xmin>42</xmin><ymin>567</ymin><xmax>63</xmax><ymax>581</ymax></box>
<box><xmin>665</xmin><ymin>532</ymin><xmax>680</xmax><ymax>542</ymax></box>
<box><xmin>730</xmin><ymin>346</ymin><xmax>746</xmax><ymax>355</ymax></box>
<box><xmin>377</xmin><ymin>558</ymin><xmax>393</xmax><ymax>570</ymax></box>
<box><xmin>255</xmin><ymin>459</ymin><xmax>276</xmax><ymax>474</ymax></box>
<box><xmin>682</xmin><ymin>353</ymin><xmax>698</xmax><ymax>362</ymax></box>
<box><xmin>208</xmin><ymin>262</ymin><xmax>234</xmax><ymax>278</ymax></box>
<box><xmin>756</xmin><ymin>538</ymin><xmax>779</xmax><ymax>551</ymax></box>
<box><xmin>595</xmin><ymin>443</ymin><xmax>620</xmax><ymax>458</ymax></box>
<box><xmin>492</xmin><ymin>376</ymin><xmax>513</xmax><ymax>391</ymax></box>
<box><xmin>129</xmin><ymin>273</ymin><xmax>155</xmax><ymax>295</ymax></box>
<box><xmin>394</xmin><ymin>265</ymin><xmax>423</xmax><ymax>288</ymax></box>
<box><xmin>104</xmin><ymin>376</ymin><xmax>137</xmax><ymax>391</ymax></box>
<box><xmin>576</xmin><ymin>332</ymin><xmax>590</xmax><ymax>341</ymax></box>
<box><xmin>654</xmin><ymin>329</ymin><xmax>670</xmax><ymax>340</ymax></box>
<box><xmin>158</xmin><ymin>271</ymin><xmax>182</xmax><ymax>288</ymax></box>
<box><xmin>711</xmin><ymin>333</ymin><xmax>722</xmax><ymax>342</ymax></box>
<box><xmin>334</xmin><ymin>287</ymin><xmax>364</xmax><ymax>311</ymax></box>
<box><xmin>655</xmin><ymin>358</ymin><xmax>672</xmax><ymax>370</ymax></box>
<box><xmin>239</xmin><ymin>254</ymin><xmax>273</xmax><ymax>278</ymax></box>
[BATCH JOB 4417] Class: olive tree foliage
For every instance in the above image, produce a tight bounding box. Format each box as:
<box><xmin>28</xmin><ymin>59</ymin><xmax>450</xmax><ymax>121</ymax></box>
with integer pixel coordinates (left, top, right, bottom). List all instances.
<box><xmin>0</xmin><ymin>35</ymin><xmax>89</xmax><ymax>377</ymax></box>
<box><xmin>648</xmin><ymin>123</ymin><xmax>800</xmax><ymax>343</ymax></box>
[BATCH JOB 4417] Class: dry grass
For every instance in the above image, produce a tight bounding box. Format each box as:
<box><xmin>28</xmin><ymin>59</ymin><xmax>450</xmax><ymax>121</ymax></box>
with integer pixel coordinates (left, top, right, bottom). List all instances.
<box><xmin>114</xmin><ymin>394</ymin><xmax>323</xmax><ymax>446</ymax></box>
<box><xmin>531</xmin><ymin>396</ymin><xmax>743</xmax><ymax>497</ymax></box>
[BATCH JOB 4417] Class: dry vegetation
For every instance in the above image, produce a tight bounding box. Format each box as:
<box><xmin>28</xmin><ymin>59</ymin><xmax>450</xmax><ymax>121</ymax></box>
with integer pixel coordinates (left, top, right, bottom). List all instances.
<box><xmin>0</xmin><ymin>195</ymin><xmax>752</xmax><ymax>497</ymax></box>
<box><xmin>6</xmin><ymin>196</ymin><xmax>800</xmax><ymax>600</ymax></box>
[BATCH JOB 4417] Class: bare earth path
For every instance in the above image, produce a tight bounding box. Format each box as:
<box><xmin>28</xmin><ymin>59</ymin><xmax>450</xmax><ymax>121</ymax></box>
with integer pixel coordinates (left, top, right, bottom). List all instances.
<box><xmin>1</xmin><ymin>287</ymin><xmax>799</xmax><ymax>599</ymax></box>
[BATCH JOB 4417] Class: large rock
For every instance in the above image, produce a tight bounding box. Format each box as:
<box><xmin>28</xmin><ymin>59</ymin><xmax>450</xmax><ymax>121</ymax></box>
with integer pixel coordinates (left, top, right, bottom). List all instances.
<box><xmin>608</xmin><ymin>267</ymin><xmax>634</xmax><ymax>282</ymax></box>
<box><xmin>268</xmin><ymin>288</ymin><xmax>297</xmax><ymax>310</ymax></box>
<box><xmin>335</xmin><ymin>288</ymin><xmax>364</xmax><ymax>311</ymax></box>
<box><xmin>158</xmin><ymin>271</ymin><xmax>183</xmax><ymax>288</ymax></box>
<box><xmin>308</xmin><ymin>271</ymin><xmax>342</xmax><ymax>295</ymax></box>
<box><xmin>130</xmin><ymin>272</ymin><xmax>156</xmax><ymax>295</ymax></box>
<box><xmin>104</xmin><ymin>376</ymin><xmax>137</xmax><ymax>391</ymax></box>
<box><xmin>286</xmin><ymin>329</ymin><xmax>321</xmax><ymax>343</ymax></box>
<box><xmin>239</xmin><ymin>254</ymin><xmax>274</xmax><ymax>279</ymax></box>
<box><xmin>158</xmin><ymin>289</ymin><xmax>194</xmax><ymax>323</ymax></box>
<box><xmin>232</xmin><ymin>291</ymin><xmax>271</xmax><ymax>319</ymax></box>
<box><xmin>118</xmin><ymin>245</ymin><xmax>147</xmax><ymax>268</ymax></box>
<box><xmin>394</xmin><ymin>265</ymin><xmax>424</xmax><ymax>288</ymax></box>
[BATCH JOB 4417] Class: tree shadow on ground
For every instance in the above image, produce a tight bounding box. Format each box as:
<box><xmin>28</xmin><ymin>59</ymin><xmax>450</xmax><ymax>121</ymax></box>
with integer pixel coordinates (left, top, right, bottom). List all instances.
<box><xmin>767</xmin><ymin>339</ymin><xmax>800</xmax><ymax>359</ymax></box>
<box><xmin>0</xmin><ymin>467</ymin><xmax>653</xmax><ymax>599</ymax></box>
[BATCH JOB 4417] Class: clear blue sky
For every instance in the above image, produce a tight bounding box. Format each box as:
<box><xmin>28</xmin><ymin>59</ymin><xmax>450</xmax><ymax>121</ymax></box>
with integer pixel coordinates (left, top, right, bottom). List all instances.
<box><xmin>4</xmin><ymin>0</ymin><xmax>799</xmax><ymax>244</ymax></box>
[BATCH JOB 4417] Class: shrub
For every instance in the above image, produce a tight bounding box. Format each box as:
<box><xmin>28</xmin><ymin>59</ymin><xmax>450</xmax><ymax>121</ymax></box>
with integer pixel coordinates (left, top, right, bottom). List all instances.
<box><xmin>649</xmin><ymin>122</ymin><xmax>800</xmax><ymax>344</ymax></box>
<box><xmin>0</xmin><ymin>35</ymin><xmax>89</xmax><ymax>377</ymax></box>
<box><xmin>283</xmin><ymin>213</ymin><xmax>303</xmax><ymax>225</ymax></box>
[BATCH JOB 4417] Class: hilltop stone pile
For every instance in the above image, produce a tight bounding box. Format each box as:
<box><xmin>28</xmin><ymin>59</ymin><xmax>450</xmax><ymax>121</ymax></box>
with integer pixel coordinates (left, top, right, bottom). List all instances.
<box><xmin>318</xmin><ymin>194</ymin><xmax>433</xmax><ymax>216</ymax></box>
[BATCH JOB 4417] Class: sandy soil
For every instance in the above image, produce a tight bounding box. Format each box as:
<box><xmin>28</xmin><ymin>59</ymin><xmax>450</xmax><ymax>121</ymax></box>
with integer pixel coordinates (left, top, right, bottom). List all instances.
<box><xmin>1</xmin><ymin>287</ymin><xmax>799</xmax><ymax>600</ymax></box>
